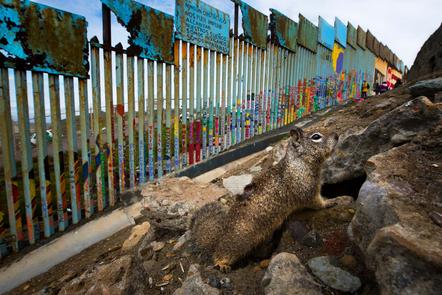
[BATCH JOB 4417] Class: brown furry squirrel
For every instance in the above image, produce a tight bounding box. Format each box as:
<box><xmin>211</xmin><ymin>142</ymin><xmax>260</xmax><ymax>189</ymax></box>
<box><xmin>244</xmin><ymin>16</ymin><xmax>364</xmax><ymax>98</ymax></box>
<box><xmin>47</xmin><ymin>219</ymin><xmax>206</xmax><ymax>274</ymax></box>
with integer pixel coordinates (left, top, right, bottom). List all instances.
<box><xmin>190</xmin><ymin>127</ymin><xmax>350</xmax><ymax>272</ymax></box>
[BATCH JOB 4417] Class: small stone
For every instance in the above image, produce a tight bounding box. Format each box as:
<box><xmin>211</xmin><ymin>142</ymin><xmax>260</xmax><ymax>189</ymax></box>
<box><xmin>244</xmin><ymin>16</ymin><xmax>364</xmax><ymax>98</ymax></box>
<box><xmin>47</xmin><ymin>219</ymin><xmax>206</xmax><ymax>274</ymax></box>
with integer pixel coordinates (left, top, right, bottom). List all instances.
<box><xmin>173</xmin><ymin>231</ymin><xmax>191</xmax><ymax>251</ymax></box>
<box><xmin>162</xmin><ymin>274</ymin><xmax>173</xmax><ymax>282</ymax></box>
<box><xmin>151</xmin><ymin>241</ymin><xmax>166</xmax><ymax>252</ymax></box>
<box><xmin>265</xmin><ymin>146</ymin><xmax>274</xmax><ymax>152</ymax></box>
<box><xmin>23</xmin><ymin>285</ymin><xmax>30</xmax><ymax>291</ymax></box>
<box><xmin>223</xmin><ymin>174</ymin><xmax>253</xmax><ymax>195</ymax></box>
<box><xmin>348</xmin><ymin>208</ymin><xmax>355</xmax><ymax>214</ymax></box>
<box><xmin>208</xmin><ymin>276</ymin><xmax>221</xmax><ymax>289</ymax></box>
<box><xmin>148</xmin><ymin>277</ymin><xmax>153</xmax><ymax>286</ymax></box>
<box><xmin>301</xmin><ymin>230</ymin><xmax>322</xmax><ymax>247</ymax></box>
<box><xmin>219</xmin><ymin>198</ymin><xmax>228</xmax><ymax>205</ymax></box>
<box><xmin>249</xmin><ymin>165</ymin><xmax>262</xmax><ymax>173</ymax></box>
<box><xmin>429</xmin><ymin>211</ymin><xmax>442</xmax><ymax>227</ymax></box>
<box><xmin>432</xmin><ymin>163</ymin><xmax>439</xmax><ymax>168</ymax></box>
<box><xmin>339</xmin><ymin>255</ymin><xmax>358</xmax><ymax>270</ymax></box>
<box><xmin>122</xmin><ymin>222</ymin><xmax>151</xmax><ymax>252</ymax></box>
<box><xmin>220</xmin><ymin>277</ymin><xmax>232</xmax><ymax>290</ymax></box>
<box><xmin>259</xmin><ymin>259</ymin><xmax>271</xmax><ymax>269</ymax></box>
<box><xmin>308</xmin><ymin>256</ymin><xmax>361</xmax><ymax>293</ymax></box>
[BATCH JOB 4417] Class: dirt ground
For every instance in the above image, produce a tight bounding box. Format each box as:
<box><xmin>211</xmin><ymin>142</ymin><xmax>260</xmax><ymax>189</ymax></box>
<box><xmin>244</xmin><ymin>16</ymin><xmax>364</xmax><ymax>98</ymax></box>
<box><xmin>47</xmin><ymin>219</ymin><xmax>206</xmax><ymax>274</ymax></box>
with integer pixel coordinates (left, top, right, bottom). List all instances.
<box><xmin>6</xmin><ymin>89</ymin><xmax>416</xmax><ymax>295</ymax></box>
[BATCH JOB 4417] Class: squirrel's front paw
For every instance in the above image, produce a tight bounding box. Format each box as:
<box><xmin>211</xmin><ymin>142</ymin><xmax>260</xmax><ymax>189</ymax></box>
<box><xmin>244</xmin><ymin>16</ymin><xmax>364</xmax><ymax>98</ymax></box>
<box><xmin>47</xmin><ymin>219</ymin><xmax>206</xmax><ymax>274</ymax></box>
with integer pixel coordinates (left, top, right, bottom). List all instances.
<box><xmin>214</xmin><ymin>258</ymin><xmax>231</xmax><ymax>273</ymax></box>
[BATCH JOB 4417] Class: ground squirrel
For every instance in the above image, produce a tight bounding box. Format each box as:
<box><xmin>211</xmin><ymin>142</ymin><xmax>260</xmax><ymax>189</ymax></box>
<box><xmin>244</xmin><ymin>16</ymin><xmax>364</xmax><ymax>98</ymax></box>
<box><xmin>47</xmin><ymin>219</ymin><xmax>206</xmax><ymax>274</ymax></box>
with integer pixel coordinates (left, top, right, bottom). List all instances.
<box><xmin>190</xmin><ymin>127</ymin><xmax>348</xmax><ymax>272</ymax></box>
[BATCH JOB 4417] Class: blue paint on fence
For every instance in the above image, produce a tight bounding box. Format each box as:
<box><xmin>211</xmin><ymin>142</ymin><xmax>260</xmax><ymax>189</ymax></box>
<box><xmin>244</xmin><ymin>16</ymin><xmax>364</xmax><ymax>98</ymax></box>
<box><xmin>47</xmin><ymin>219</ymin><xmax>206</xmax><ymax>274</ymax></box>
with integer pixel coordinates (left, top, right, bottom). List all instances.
<box><xmin>318</xmin><ymin>16</ymin><xmax>334</xmax><ymax>51</ymax></box>
<box><xmin>334</xmin><ymin>17</ymin><xmax>347</xmax><ymax>48</ymax></box>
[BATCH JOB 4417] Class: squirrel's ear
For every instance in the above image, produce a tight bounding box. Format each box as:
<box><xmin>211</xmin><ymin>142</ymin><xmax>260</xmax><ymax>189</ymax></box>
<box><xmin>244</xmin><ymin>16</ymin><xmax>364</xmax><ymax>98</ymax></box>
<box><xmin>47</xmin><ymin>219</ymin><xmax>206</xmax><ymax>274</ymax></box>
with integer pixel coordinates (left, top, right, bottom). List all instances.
<box><xmin>290</xmin><ymin>127</ymin><xmax>303</xmax><ymax>142</ymax></box>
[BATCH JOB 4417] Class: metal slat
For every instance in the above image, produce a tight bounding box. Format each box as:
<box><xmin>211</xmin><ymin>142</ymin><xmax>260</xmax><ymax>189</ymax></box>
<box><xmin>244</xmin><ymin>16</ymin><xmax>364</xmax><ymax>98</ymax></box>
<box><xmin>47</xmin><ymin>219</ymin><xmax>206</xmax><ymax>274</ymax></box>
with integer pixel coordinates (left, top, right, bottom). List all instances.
<box><xmin>104</xmin><ymin>49</ymin><xmax>115</xmax><ymax>206</ymax></box>
<box><xmin>127</xmin><ymin>56</ymin><xmax>136</xmax><ymax>188</ymax></box>
<box><xmin>79</xmin><ymin>79</ymin><xmax>91</xmax><ymax>218</ymax></box>
<box><xmin>90</xmin><ymin>45</ymin><xmax>105</xmax><ymax>212</ymax></box>
<box><xmin>115</xmin><ymin>49</ymin><xmax>125</xmax><ymax>192</ymax></box>
<box><xmin>0</xmin><ymin>68</ymin><xmax>19</xmax><ymax>250</ymax></box>
<box><xmin>15</xmin><ymin>70</ymin><xmax>35</xmax><ymax>243</ymax></box>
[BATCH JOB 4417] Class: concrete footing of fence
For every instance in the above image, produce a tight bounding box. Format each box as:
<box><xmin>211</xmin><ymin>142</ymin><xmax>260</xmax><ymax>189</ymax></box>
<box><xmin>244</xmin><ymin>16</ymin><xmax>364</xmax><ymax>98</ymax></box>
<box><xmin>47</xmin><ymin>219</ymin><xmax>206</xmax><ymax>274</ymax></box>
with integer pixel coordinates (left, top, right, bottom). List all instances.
<box><xmin>0</xmin><ymin>202</ymin><xmax>143</xmax><ymax>293</ymax></box>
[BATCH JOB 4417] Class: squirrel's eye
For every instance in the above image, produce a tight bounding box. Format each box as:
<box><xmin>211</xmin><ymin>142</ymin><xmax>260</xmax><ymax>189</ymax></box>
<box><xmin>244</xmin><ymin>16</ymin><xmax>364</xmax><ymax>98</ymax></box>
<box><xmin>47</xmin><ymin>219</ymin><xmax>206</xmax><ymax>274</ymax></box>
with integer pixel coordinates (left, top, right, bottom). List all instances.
<box><xmin>311</xmin><ymin>133</ymin><xmax>323</xmax><ymax>142</ymax></box>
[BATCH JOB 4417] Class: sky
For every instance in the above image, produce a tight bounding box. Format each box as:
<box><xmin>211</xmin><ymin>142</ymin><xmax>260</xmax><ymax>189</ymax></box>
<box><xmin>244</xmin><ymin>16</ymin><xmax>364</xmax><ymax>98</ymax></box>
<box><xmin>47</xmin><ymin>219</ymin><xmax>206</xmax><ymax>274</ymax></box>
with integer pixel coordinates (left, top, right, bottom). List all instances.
<box><xmin>32</xmin><ymin>0</ymin><xmax>442</xmax><ymax>68</ymax></box>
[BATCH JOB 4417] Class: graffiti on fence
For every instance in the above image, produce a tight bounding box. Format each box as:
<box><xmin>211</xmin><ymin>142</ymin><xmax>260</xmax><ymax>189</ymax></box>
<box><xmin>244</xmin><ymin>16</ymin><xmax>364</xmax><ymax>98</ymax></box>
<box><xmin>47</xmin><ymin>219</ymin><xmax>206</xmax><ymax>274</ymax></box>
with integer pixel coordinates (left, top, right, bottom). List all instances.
<box><xmin>237</xmin><ymin>0</ymin><xmax>268</xmax><ymax>49</ymax></box>
<box><xmin>175</xmin><ymin>0</ymin><xmax>230</xmax><ymax>54</ymax></box>
<box><xmin>102</xmin><ymin>0</ymin><xmax>174</xmax><ymax>63</ymax></box>
<box><xmin>270</xmin><ymin>9</ymin><xmax>298</xmax><ymax>53</ymax></box>
<box><xmin>0</xmin><ymin>1</ymin><xmax>88</xmax><ymax>77</ymax></box>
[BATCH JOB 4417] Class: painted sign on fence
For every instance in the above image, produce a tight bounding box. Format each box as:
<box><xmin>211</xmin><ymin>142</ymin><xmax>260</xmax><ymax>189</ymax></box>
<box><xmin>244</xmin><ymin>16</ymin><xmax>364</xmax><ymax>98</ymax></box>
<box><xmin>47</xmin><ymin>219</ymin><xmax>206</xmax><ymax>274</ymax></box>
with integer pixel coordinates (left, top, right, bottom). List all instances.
<box><xmin>357</xmin><ymin>26</ymin><xmax>366</xmax><ymax>49</ymax></box>
<box><xmin>298</xmin><ymin>14</ymin><xmax>318</xmax><ymax>53</ymax></box>
<box><xmin>102</xmin><ymin>0</ymin><xmax>174</xmax><ymax>63</ymax></box>
<box><xmin>270</xmin><ymin>9</ymin><xmax>298</xmax><ymax>53</ymax></box>
<box><xmin>347</xmin><ymin>22</ymin><xmax>357</xmax><ymax>49</ymax></box>
<box><xmin>334</xmin><ymin>17</ymin><xmax>347</xmax><ymax>48</ymax></box>
<box><xmin>238</xmin><ymin>0</ymin><xmax>268</xmax><ymax>49</ymax></box>
<box><xmin>175</xmin><ymin>0</ymin><xmax>230</xmax><ymax>54</ymax></box>
<box><xmin>0</xmin><ymin>1</ymin><xmax>88</xmax><ymax>77</ymax></box>
<box><xmin>318</xmin><ymin>16</ymin><xmax>334</xmax><ymax>50</ymax></box>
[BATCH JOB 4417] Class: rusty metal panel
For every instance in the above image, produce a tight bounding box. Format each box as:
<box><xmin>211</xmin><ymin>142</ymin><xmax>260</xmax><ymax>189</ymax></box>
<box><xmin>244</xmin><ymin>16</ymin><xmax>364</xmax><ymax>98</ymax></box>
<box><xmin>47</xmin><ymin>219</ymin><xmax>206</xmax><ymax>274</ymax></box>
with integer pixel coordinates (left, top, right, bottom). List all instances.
<box><xmin>318</xmin><ymin>16</ymin><xmax>334</xmax><ymax>51</ymax></box>
<box><xmin>334</xmin><ymin>17</ymin><xmax>346</xmax><ymax>48</ymax></box>
<box><xmin>270</xmin><ymin>9</ymin><xmax>297</xmax><ymax>53</ymax></box>
<box><xmin>175</xmin><ymin>0</ymin><xmax>230</xmax><ymax>54</ymax></box>
<box><xmin>102</xmin><ymin>0</ymin><xmax>174</xmax><ymax>63</ymax></box>
<box><xmin>237</xmin><ymin>0</ymin><xmax>267</xmax><ymax>49</ymax></box>
<box><xmin>347</xmin><ymin>22</ymin><xmax>357</xmax><ymax>49</ymax></box>
<box><xmin>297</xmin><ymin>14</ymin><xmax>318</xmax><ymax>53</ymax></box>
<box><xmin>373</xmin><ymin>38</ymin><xmax>380</xmax><ymax>57</ymax></box>
<box><xmin>366</xmin><ymin>30</ymin><xmax>374</xmax><ymax>53</ymax></box>
<box><xmin>379</xmin><ymin>43</ymin><xmax>386</xmax><ymax>60</ymax></box>
<box><xmin>0</xmin><ymin>1</ymin><xmax>88</xmax><ymax>77</ymax></box>
<box><xmin>357</xmin><ymin>26</ymin><xmax>366</xmax><ymax>49</ymax></box>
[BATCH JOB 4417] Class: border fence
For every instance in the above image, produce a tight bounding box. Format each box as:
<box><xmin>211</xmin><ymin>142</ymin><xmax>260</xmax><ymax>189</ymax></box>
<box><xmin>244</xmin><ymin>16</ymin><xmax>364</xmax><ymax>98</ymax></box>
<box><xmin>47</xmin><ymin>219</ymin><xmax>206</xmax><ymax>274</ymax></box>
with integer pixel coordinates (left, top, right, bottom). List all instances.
<box><xmin>0</xmin><ymin>0</ymin><xmax>404</xmax><ymax>256</ymax></box>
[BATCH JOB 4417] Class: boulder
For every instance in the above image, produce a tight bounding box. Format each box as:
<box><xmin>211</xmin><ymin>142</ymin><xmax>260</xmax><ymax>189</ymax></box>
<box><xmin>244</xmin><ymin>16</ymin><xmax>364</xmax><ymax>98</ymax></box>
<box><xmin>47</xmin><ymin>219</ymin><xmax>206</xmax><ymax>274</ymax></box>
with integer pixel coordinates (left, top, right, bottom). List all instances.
<box><xmin>173</xmin><ymin>264</ymin><xmax>220</xmax><ymax>295</ymax></box>
<box><xmin>262</xmin><ymin>252</ymin><xmax>323</xmax><ymax>295</ymax></box>
<box><xmin>409</xmin><ymin>78</ymin><xmax>442</xmax><ymax>98</ymax></box>
<box><xmin>323</xmin><ymin>96</ymin><xmax>442</xmax><ymax>184</ymax></box>
<box><xmin>407</xmin><ymin>23</ymin><xmax>442</xmax><ymax>81</ymax></box>
<box><xmin>307</xmin><ymin>256</ymin><xmax>361</xmax><ymax>293</ymax></box>
<box><xmin>349</xmin><ymin>122</ymin><xmax>442</xmax><ymax>294</ymax></box>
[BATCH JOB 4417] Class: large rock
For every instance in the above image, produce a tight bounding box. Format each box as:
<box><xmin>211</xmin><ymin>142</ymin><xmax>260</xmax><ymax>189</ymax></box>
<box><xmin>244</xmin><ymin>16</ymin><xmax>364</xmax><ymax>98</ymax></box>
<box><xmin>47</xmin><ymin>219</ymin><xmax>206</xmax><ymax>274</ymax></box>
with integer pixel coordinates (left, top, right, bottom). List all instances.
<box><xmin>323</xmin><ymin>96</ymin><xmax>441</xmax><ymax>184</ymax></box>
<box><xmin>173</xmin><ymin>264</ymin><xmax>220</xmax><ymax>295</ymax></box>
<box><xmin>141</xmin><ymin>177</ymin><xmax>228</xmax><ymax>228</ymax></box>
<box><xmin>409</xmin><ymin>78</ymin><xmax>442</xmax><ymax>99</ymax></box>
<box><xmin>262</xmin><ymin>252</ymin><xmax>323</xmax><ymax>295</ymax></box>
<box><xmin>307</xmin><ymin>256</ymin><xmax>361</xmax><ymax>293</ymax></box>
<box><xmin>349</xmin><ymin>122</ymin><xmax>442</xmax><ymax>294</ymax></box>
<box><xmin>407</xmin><ymin>23</ymin><xmax>442</xmax><ymax>81</ymax></box>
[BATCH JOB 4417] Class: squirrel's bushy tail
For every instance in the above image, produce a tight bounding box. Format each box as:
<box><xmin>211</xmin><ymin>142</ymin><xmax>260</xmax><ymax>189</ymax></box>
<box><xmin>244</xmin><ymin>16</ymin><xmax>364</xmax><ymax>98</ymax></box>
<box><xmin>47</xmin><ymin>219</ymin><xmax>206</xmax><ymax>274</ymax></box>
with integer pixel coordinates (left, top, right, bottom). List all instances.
<box><xmin>190</xmin><ymin>202</ymin><xmax>227</xmax><ymax>254</ymax></box>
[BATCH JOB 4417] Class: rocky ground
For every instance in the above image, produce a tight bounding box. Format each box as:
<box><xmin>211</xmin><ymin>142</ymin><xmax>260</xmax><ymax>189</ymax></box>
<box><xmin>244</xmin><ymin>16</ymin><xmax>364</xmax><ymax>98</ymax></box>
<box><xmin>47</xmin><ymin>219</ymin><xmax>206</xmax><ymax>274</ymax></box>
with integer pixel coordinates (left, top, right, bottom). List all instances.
<box><xmin>6</xmin><ymin>75</ymin><xmax>442</xmax><ymax>295</ymax></box>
